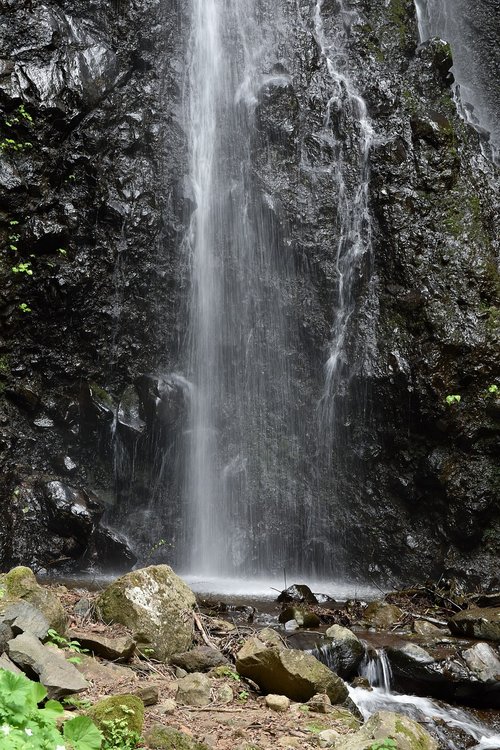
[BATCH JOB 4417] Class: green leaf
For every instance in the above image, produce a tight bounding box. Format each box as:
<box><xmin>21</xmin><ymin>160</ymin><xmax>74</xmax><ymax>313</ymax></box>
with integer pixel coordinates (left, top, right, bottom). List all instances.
<box><xmin>63</xmin><ymin>715</ymin><xmax>103</xmax><ymax>750</ymax></box>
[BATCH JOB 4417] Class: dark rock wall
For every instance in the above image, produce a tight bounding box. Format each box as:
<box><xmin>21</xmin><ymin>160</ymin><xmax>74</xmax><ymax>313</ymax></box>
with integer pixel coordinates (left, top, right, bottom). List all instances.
<box><xmin>0</xmin><ymin>0</ymin><xmax>498</xmax><ymax>584</ymax></box>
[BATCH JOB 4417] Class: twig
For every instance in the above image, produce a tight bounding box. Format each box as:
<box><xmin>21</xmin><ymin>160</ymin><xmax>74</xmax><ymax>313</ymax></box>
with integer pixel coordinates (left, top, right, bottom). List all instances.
<box><xmin>194</xmin><ymin>611</ymin><xmax>217</xmax><ymax>649</ymax></box>
<box><xmin>180</xmin><ymin>706</ymin><xmax>256</xmax><ymax>713</ymax></box>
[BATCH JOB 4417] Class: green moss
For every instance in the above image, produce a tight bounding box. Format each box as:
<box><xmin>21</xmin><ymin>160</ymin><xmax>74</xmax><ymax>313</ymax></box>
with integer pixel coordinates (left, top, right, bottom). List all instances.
<box><xmin>143</xmin><ymin>726</ymin><xmax>209</xmax><ymax>750</ymax></box>
<box><xmin>5</xmin><ymin>566</ymin><xmax>38</xmax><ymax>598</ymax></box>
<box><xmin>395</xmin><ymin>717</ymin><xmax>430</xmax><ymax>749</ymax></box>
<box><xmin>388</xmin><ymin>0</ymin><xmax>409</xmax><ymax>43</ymax></box>
<box><xmin>88</xmin><ymin>695</ymin><xmax>144</xmax><ymax>736</ymax></box>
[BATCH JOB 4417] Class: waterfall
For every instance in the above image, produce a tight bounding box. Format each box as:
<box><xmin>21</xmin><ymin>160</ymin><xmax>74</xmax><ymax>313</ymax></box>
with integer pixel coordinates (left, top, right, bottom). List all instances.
<box><xmin>415</xmin><ymin>0</ymin><xmax>500</xmax><ymax>162</ymax></box>
<box><xmin>181</xmin><ymin>0</ymin><xmax>377</xmax><ymax>578</ymax></box>
<box><xmin>359</xmin><ymin>648</ymin><xmax>393</xmax><ymax>691</ymax></box>
<box><xmin>183</xmin><ymin>0</ymin><xmax>300</xmax><ymax>576</ymax></box>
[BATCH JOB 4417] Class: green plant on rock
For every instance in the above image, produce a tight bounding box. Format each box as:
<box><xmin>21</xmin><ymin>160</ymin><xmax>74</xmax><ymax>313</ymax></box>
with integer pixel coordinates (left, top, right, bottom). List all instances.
<box><xmin>444</xmin><ymin>394</ymin><xmax>461</xmax><ymax>405</ymax></box>
<box><xmin>370</xmin><ymin>739</ymin><xmax>397</xmax><ymax>750</ymax></box>
<box><xmin>0</xmin><ymin>667</ymin><xmax>102</xmax><ymax>749</ymax></box>
<box><xmin>484</xmin><ymin>384</ymin><xmax>499</xmax><ymax>397</ymax></box>
<box><xmin>11</xmin><ymin>262</ymin><xmax>33</xmax><ymax>276</ymax></box>
<box><xmin>18</xmin><ymin>303</ymin><xmax>31</xmax><ymax>314</ymax></box>
<box><xmin>46</xmin><ymin>629</ymin><xmax>88</xmax><ymax>664</ymax></box>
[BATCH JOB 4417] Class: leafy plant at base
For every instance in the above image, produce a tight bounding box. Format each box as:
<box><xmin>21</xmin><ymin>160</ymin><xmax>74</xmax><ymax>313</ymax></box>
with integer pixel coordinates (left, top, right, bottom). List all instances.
<box><xmin>0</xmin><ymin>668</ymin><xmax>102</xmax><ymax>749</ymax></box>
<box><xmin>46</xmin><ymin>629</ymin><xmax>88</xmax><ymax>664</ymax></box>
<box><xmin>100</xmin><ymin>717</ymin><xmax>140</xmax><ymax>750</ymax></box>
<box><xmin>444</xmin><ymin>394</ymin><xmax>461</xmax><ymax>405</ymax></box>
<box><xmin>18</xmin><ymin>303</ymin><xmax>31</xmax><ymax>314</ymax></box>
<box><xmin>370</xmin><ymin>739</ymin><xmax>397</xmax><ymax>750</ymax></box>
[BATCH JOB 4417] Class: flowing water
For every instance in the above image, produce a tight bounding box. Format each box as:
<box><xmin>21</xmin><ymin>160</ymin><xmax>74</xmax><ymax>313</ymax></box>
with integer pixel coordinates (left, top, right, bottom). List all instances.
<box><xmin>351</xmin><ymin>649</ymin><xmax>500</xmax><ymax>750</ymax></box>
<box><xmin>182</xmin><ymin>0</ymin><xmax>376</xmax><ymax>578</ymax></box>
<box><xmin>183</xmin><ymin>0</ymin><xmax>302</xmax><ymax>576</ymax></box>
<box><xmin>415</xmin><ymin>0</ymin><xmax>500</xmax><ymax>163</ymax></box>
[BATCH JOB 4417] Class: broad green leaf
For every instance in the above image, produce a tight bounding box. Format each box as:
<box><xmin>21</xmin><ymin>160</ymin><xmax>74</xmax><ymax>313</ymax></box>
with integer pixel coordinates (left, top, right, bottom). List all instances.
<box><xmin>64</xmin><ymin>715</ymin><xmax>103</xmax><ymax>750</ymax></box>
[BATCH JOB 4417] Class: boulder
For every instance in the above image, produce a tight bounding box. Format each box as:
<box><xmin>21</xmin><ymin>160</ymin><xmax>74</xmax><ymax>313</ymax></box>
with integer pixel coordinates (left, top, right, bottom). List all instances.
<box><xmin>170</xmin><ymin>645</ymin><xmax>229</xmax><ymax>672</ymax></box>
<box><xmin>176</xmin><ymin>672</ymin><xmax>211</xmax><ymax>706</ymax></box>
<box><xmin>0</xmin><ymin>622</ymin><xmax>13</xmax><ymax>652</ymax></box>
<box><xmin>7</xmin><ymin>632</ymin><xmax>88</xmax><ymax>699</ymax></box>
<box><xmin>0</xmin><ymin>567</ymin><xmax>67</xmax><ymax>633</ymax></box>
<box><xmin>1</xmin><ymin>601</ymin><xmax>50</xmax><ymax>640</ymax></box>
<box><xmin>0</xmin><ymin>653</ymin><xmax>22</xmax><ymax>674</ymax></box>
<box><xmin>323</xmin><ymin>625</ymin><xmax>365</xmax><ymax>679</ymax></box>
<box><xmin>96</xmin><ymin>565</ymin><xmax>195</xmax><ymax>661</ymax></box>
<box><xmin>277</xmin><ymin>585</ymin><xmax>318</xmax><ymax>605</ymax></box>
<box><xmin>214</xmin><ymin>683</ymin><xmax>233</xmax><ymax>704</ymax></box>
<box><xmin>279</xmin><ymin>606</ymin><xmax>321</xmax><ymax>628</ymax></box>
<box><xmin>68</xmin><ymin>629</ymin><xmax>136</xmax><ymax>661</ymax></box>
<box><xmin>363</xmin><ymin>602</ymin><xmax>403</xmax><ymax>629</ymax></box>
<box><xmin>334</xmin><ymin>710</ymin><xmax>437</xmax><ymax>750</ymax></box>
<box><xmin>236</xmin><ymin>638</ymin><xmax>347</xmax><ymax>703</ymax></box>
<box><xmin>449</xmin><ymin>608</ymin><xmax>500</xmax><ymax>642</ymax></box>
<box><xmin>265</xmin><ymin>694</ymin><xmax>290</xmax><ymax>712</ymax></box>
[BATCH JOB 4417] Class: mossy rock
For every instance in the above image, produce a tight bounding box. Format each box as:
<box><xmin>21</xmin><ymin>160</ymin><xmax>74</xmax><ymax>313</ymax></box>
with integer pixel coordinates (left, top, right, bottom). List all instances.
<box><xmin>96</xmin><ymin>565</ymin><xmax>195</xmax><ymax>661</ymax></box>
<box><xmin>88</xmin><ymin>694</ymin><xmax>144</xmax><ymax>737</ymax></box>
<box><xmin>0</xmin><ymin>567</ymin><xmax>67</xmax><ymax>633</ymax></box>
<box><xmin>144</xmin><ymin>725</ymin><xmax>209</xmax><ymax>750</ymax></box>
<box><xmin>334</xmin><ymin>710</ymin><xmax>437</xmax><ymax>750</ymax></box>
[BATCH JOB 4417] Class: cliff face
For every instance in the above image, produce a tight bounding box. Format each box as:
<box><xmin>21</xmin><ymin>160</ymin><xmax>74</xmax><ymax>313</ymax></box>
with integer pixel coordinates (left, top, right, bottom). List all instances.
<box><xmin>0</xmin><ymin>0</ymin><xmax>498</xmax><ymax>585</ymax></box>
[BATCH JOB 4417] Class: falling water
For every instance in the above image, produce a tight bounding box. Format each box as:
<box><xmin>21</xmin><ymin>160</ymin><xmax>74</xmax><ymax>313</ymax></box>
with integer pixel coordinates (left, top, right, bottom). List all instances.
<box><xmin>313</xmin><ymin>0</ymin><xmax>376</xmax><ymax>567</ymax></box>
<box><xmin>415</xmin><ymin>0</ymin><xmax>500</xmax><ymax>162</ymax></box>
<box><xmin>183</xmin><ymin>1</ymin><xmax>301</xmax><ymax>576</ymax></box>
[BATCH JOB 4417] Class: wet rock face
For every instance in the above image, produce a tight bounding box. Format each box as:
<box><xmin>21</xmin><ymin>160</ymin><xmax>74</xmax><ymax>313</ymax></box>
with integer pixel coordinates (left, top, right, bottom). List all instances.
<box><xmin>0</xmin><ymin>0</ymin><xmax>498</xmax><ymax>583</ymax></box>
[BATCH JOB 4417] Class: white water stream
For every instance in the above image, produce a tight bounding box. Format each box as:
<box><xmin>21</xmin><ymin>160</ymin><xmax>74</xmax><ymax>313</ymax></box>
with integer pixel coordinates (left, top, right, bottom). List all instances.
<box><xmin>351</xmin><ymin>650</ymin><xmax>500</xmax><ymax>750</ymax></box>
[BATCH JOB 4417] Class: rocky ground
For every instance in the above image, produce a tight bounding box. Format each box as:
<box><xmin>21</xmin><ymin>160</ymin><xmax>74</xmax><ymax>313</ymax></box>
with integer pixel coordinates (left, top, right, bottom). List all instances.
<box><xmin>0</xmin><ymin>565</ymin><xmax>499</xmax><ymax>749</ymax></box>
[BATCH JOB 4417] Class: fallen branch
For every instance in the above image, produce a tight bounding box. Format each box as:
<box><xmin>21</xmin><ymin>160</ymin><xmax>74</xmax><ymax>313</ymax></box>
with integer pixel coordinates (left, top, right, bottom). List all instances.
<box><xmin>194</xmin><ymin>611</ymin><xmax>217</xmax><ymax>649</ymax></box>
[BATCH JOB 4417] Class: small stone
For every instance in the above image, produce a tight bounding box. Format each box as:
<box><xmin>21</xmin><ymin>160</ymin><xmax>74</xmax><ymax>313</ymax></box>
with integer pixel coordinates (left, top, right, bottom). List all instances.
<box><xmin>363</xmin><ymin>601</ymin><xmax>403</xmax><ymax>629</ymax></box>
<box><xmin>176</xmin><ymin>672</ymin><xmax>212</xmax><ymax>706</ymax></box>
<box><xmin>462</xmin><ymin>642</ymin><xmax>500</xmax><ymax>682</ymax></box>
<box><xmin>307</xmin><ymin>693</ymin><xmax>331</xmax><ymax>713</ymax></box>
<box><xmin>257</xmin><ymin>627</ymin><xmax>283</xmax><ymax>647</ymax></box>
<box><xmin>318</xmin><ymin>729</ymin><xmax>340</xmax><ymax>748</ymax></box>
<box><xmin>214</xmin><ymin>683</ymin><xmax>233</xmax><ymax>704</ymax></box>
<box><xmin>119</xmin><ymin>683</ymin><xmax>159</xmax><ymax>706</ymax></box>
<box><xmin>73</xmin><ymin>598</ymin><xmax>93</xmax><ymax>618</ymax></box>
<box><xmin>277</xmin><ymin>737</ymin><xmax>302</xmax><ymax>748</ymax></box>
<box><xmin>171</xmin><ymin>645</ymin><xmax>229</xmax><ymax>672</ymax></box>
<box><xmin>157</xmin><ymin>698</ymin><xmax>177</xmax><ymax>715</ymax></box>
<box><xmin>265</xmin><ymin>694</ymin><xmax>290</xmax><ymax>712</ymax></box>
<box><xmin>68</xmin><ymin>629</ymin><xmax>136</xmax><ymax>661</ymax></box>
<box><xmin>175</xmin><ymin>666</ymin><xmax>188</xmax><ymax>678</ymax></box>
<box><xmin>89</xmin><ymin>694</ymin><xmax>144</xmax><ymax>736</ymax></box>
<box><xmin>413</xmin><ymin>620</ymin><xmax>449</xmax><ymax>637</ymax></box>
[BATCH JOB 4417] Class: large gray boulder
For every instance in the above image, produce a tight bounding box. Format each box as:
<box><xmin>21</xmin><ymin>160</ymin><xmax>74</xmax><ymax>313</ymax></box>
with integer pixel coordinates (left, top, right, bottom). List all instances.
<box><xmin>236</xmin><ymin>637</ymin><xmax>347</xmax><ymax>703</ymax></box>
<box><xmin>462</xmin><ymin>642</ymin><xmax>500</xmax><ymax>683</ymax></box>
<box><xmin>449</xmin><ymin>608</ymin><xmax>500</xmax><ymax>642</ymax></box>
<box><xmin>7</xmin><ymin>632</ymin><xmax>88</xmax><ymax>699</ymax></box>
<box><xmin>335</xmin><ymin>710</ymin><xmax>438</xmax><ymax>750</ymax></box>
<box><xmin>96</xmin><ymin>565</ymin><xmax>196</xmax><ymax>661</ymax></box>
<box><xmin>1</xmin><ymin>601</ymin><xmax>50</xmax><ymax>640</ymax></box>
